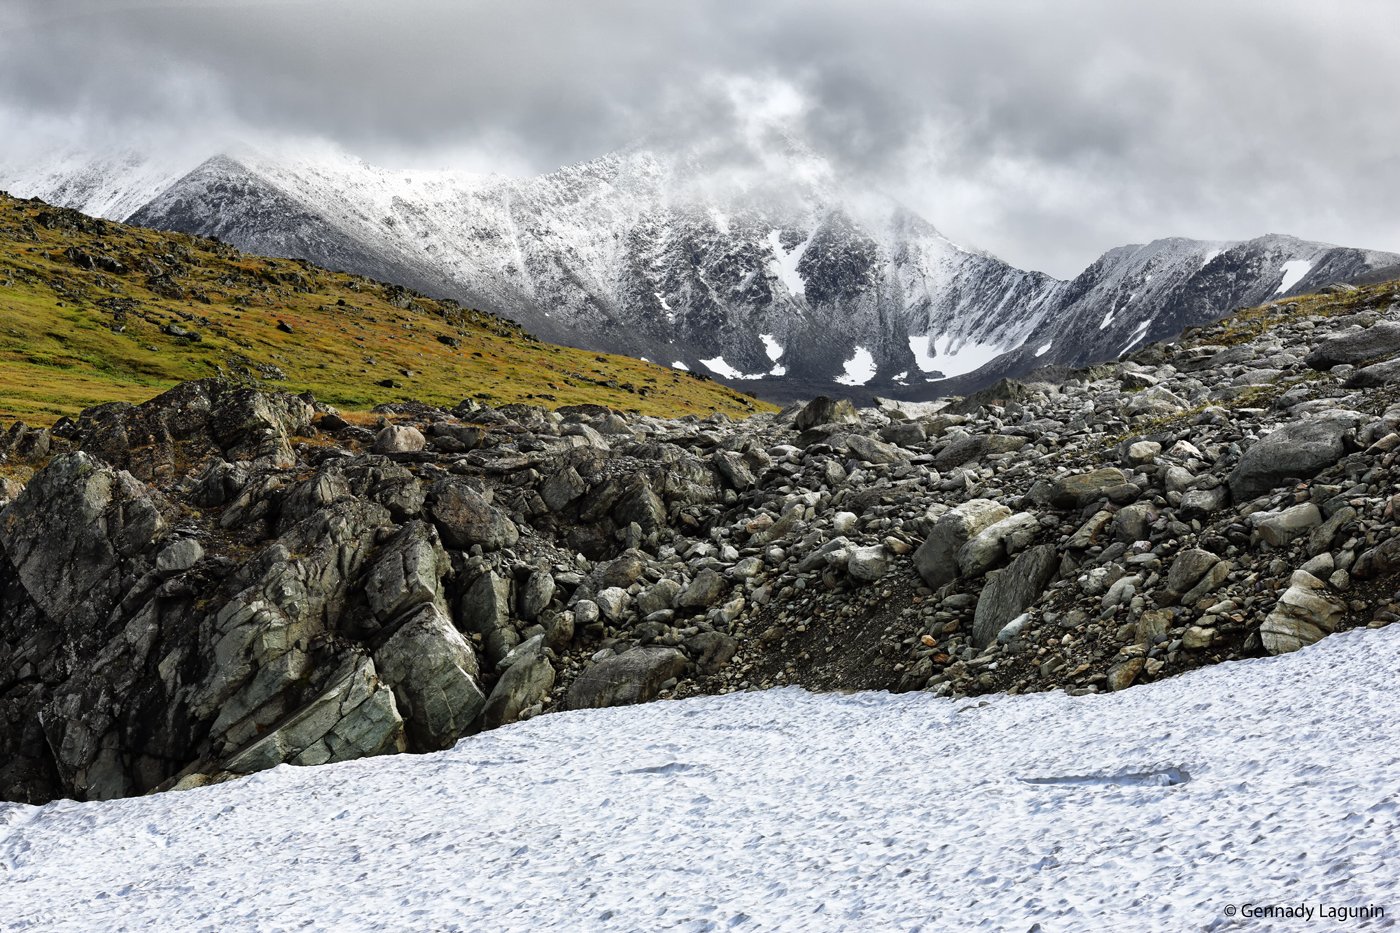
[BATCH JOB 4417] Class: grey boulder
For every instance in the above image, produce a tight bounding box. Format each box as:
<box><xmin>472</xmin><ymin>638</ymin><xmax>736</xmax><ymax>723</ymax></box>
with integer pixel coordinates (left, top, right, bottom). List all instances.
<box><xmin>1260</xmin><ymin>571</ymin><xmax>1347</xmax><ymax>655</ymax></box>
<box><xmin>972</xmin><ymin>544</ymin><xmax>1059</xmax><ymax>647</ymax></box>
<box><xmin>566</xmin><ymin>647</ymin><xmax>688</xmax><ymax>710</ymax></box>
<box><xmin>1228</xmin><ymin>411</ymin><xmax>1361</xmax><ymax>500</ymax></box>
<box><xmin>914</xmin><ymin>499</ymin><xmax>1011</xmax><ymax>589</ymax></box>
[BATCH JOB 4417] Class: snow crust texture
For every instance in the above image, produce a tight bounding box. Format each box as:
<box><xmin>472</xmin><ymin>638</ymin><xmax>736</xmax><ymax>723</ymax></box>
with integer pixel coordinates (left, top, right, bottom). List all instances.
<box><xmin>1</xmin><ymin>626</ymin><xmax>1396</xmax><ymax>932</ymax></box>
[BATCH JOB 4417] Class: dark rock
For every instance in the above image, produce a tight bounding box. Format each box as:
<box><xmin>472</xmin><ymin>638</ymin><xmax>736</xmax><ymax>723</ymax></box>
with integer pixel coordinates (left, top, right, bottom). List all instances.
<box><xmin>566</xmin><ymin>647</ymin><xmax>688</xmax><ymax>710</ymax></box>
<box><xmin>1305</xmin><ymin>322</ymin><xmax>1400</xmax><ymax>369</ymax></box>
<box><xmin>794</xmin><ymin>396</ymin><xmax>859</xmax><ymax>432</ymax></box>
<box><xmin>1228</xmin><ymin>411</ymin><xmax>1361</xmax><ymax>500</ymax></box>
<box><xmin>971</xmin><ymin>544</ymin><xmax>1058</xmax><ymax>647</ymax></box>
<box><xmin>429</xmin><ymin>481</ymin><xmax>519</xmax><ymax>551</ymax></box>
<box><xmin>479</xmin><ymin>636</ymin><xmax>554</xmax><ymax>729</ymax></box>
<box><xmin>373</xmin><ymin>603</ymin><xmax>485</xmax><ymax>750</ymax></box>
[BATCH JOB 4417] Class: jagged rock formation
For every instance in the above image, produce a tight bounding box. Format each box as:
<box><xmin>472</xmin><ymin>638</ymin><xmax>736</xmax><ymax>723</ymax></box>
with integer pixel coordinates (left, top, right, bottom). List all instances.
<box><xmin>5</xmin><ymin>280</ymin><xmax>1400</xmax><ymax>804</ymax></box>
<box><xmin>4</xmin><ymin>147</ymin><xmax>1396</xmax><ymax>400</ymax></box>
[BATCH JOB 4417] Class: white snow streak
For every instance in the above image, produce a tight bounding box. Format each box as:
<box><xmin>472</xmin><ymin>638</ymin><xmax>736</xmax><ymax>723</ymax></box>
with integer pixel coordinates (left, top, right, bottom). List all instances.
<box><xmin>766</xmin><ymin>230</ymin><xmax>808</xmax><ymax>298</ymax></box>
<box><xmin>1276</xmin><ymin>259</ymin><xmax>1314</xmax><ymax>295</ymax></box>
<box><xmin>1122</xmin><ymin>319</ymin><xmax>1152</xmax><ymax>353</ymax></box>
<box><xmin>3</xmin><ymin>627</ymin><xmax>1398</xmax><ymax>931</ymax></box>
<box><xmin>671</xmin><ymin>361</ymin><xmax>689</xmax><ymax>371</ymax></box>
<box><xmin>834</xmin><ymin>346</ymin><xmax>876</xmax><ymax>386</ymax></box>
<box><xmin>699</xmin><ymin>356</ymin><xmax>767</xmax><ymax>380</ymax></box>
<box><xmin>1034</xmin><ymin>341</ymin><xmax>1053</xmax><ymax>357</ymax></box>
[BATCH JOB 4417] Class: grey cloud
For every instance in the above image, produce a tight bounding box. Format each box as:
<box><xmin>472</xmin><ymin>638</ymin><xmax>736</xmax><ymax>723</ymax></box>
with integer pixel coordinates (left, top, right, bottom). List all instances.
<box><xmin>1</xmin><ymin>0</ymin><xmax>1398</xmax><ymax>276</ymax></box>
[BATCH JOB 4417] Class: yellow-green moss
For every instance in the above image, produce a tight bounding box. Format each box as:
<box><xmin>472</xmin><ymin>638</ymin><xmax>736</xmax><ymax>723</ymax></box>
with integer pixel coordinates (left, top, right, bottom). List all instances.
<box><xmin>0</xmin><ymin>195</ymin><xmax>775</xmax><ymax>424</ymax></box>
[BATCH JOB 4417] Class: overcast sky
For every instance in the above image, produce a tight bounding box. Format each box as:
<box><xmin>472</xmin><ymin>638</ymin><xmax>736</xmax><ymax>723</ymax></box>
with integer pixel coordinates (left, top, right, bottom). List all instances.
<box><xmin>3</xmin><ymin>0</ymin><xmax>1398</xmax><ymax>277</ymax></box>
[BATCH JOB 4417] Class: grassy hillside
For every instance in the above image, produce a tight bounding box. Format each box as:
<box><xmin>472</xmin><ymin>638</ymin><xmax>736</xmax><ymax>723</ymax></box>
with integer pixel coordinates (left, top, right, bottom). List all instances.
<box><xmin>0</xmin><ymin>193</ymin><xmax>772</xmax><ymax>424</ymax></box>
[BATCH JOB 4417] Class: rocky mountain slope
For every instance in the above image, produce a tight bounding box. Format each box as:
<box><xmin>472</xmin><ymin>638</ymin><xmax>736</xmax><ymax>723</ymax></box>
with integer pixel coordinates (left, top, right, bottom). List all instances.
<box><xmin>0</xmin><ymin>193</ymin><xmax>764</xmax><ymax>423</ymax></box>
<box><xmin>6</xmin><ymin>146</ymin><xmax>1396</xmax><ymax>401</ymax></box>
<box><xmin>3</xmin><ymin>276</ymin><xmax>1400</xmax><ymax>804</ymax></box>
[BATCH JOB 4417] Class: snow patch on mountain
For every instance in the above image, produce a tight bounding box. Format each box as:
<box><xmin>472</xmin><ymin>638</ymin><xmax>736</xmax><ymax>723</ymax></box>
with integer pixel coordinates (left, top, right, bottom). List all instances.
<box><xmin>760</xmin><ymin>333</ymin><xmax>783</xmax><ymax>362</ymax></box>
<box><xmin>908</xmin><ymin>335</ymin><xmax>939</xmax><ymax>374</ymax></box>
<box><xmin>834</xmin><ymin>346</ymin><xmax>876</xmax><ymax>386</ymax></box>
<box><xmin>760</xmin><ymin>334</ymin><xmax>786</xmax><ymax>376</ymax></box>
<box><xmin>1277</xmin><ymin>259</ymin><xmax>1314</xmax><ymax>294</ymax></box>
<box><xmin>701</xmin><ymin>356</ymin><xmax>769</xmax><ymax>380</ymax></box>
<box><xmin>932</xmin><ymin>334</ymin><xmax>1008</xmax><ymax>379</ymax></box>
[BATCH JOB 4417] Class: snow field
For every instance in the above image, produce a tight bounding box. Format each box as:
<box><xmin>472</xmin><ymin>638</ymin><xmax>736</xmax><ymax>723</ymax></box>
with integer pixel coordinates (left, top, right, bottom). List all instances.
<box><xmin>1</xmin><ymin>627</ymin><xmax>1397</xmax><ymax>931</ymax></box>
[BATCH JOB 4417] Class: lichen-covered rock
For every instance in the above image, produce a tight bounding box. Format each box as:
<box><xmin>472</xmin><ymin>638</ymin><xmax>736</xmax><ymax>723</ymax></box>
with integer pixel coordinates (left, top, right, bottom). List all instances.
<box><xmin>1049</xmin><ymin>468</ymin><xmax>1129</xmax><ymax>509</ymax></box>
<box><xmin>222</xmin><ymin>653</ymin><xmax>405</xmax><ymax>773</ymax></box>
<box><xmin>794</xmin><ymin>396</ymin><xmax>859</xmax><ymax>432</ymax></box>
<box><xmin>518</xmin><ymin>568</ymin><xmax>556</xmax><ymax>621</ymax></box>
<box><xmin>363</xmin><ymin>520</ymin><xmax>448</xmax><ymax>626</ymax></box>
<box><xmin>479</xmin><ymin>636</ymin><xmax>555</xmax><ymax>729</ymax></box>
<box><xmin>1305</xmin><ymin>321</ymin><xmax>1400</xmax><ymax>369</ymax></box>
<box><xmin>846</xmin><ymin>545</ymin><xmax>889</xmax><ymax>582</ymax></box>
<box><xmin>972</xmin><ymin>544</ymin><xmax>1058</xmax><ymax>647</ymax></box>
<box><xmin>956</xmin><ymin>512</ymin><xmax>1039</xmax><ymax>579</ymax></box>
<box><xmin>429</xmin><ymin>480</ymin><xmax>519</xmax><ymax>551</ymax></box>
<box><xmin>372</xmin><ymin>423</ymin><xmax>426</xmax><ymax>454</ymax></box>
<box><xmin>1159</xmin><ymin>548</ymin><xmax>1219</xmax><ymax>605</ymax></box>
<box><xmin>0</xmin><ymin>452</ymin><xmax>169</xmax><ymax>632</ymax></box>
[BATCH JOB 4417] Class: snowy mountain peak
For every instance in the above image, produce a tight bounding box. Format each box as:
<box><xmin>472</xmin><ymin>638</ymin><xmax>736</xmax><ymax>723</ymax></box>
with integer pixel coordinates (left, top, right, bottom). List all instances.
<box><xmin>3</xmin><ymin>144</ymin><xmax>1396</xmax><ymax>400</ymax></box>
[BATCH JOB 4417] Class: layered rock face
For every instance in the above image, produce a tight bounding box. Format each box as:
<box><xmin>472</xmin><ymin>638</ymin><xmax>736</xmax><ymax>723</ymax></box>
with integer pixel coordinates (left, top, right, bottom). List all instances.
<box><xmin>4</xmin><ymin>282</ymin><xmax>1400</xmax><ymax>804</ymax></box>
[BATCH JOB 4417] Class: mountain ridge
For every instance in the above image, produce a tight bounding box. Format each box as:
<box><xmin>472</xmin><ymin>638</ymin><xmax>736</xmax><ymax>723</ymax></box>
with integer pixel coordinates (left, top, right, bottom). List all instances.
<box><xmin>5</xmin><ymin>145</ymin><xmax>1396</xmax><ymax>400</ymax></box>
<box><xmin>0</xmin><ymin>192</ymin><xmax>765</xmax><ymax>424</ymax></box>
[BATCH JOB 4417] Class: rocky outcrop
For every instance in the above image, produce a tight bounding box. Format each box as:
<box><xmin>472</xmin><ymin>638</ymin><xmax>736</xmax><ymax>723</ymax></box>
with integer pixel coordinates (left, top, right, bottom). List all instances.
<box><xmin>1260</xmin><ymin>571</ymin><xmax>1347</xmax><ymax>655</ymax></box>
<box><xmin>4</xmin><ymin>280</ymin><xmax>1400</xmax><ymax>803</ymax></box>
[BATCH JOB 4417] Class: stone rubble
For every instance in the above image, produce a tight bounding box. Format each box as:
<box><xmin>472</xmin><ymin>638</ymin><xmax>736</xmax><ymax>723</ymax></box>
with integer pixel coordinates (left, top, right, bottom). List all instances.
<box><xmin>3</xmin><ymin>284</ymin><xmax>1400</xmax><ymax>803</ymax></box>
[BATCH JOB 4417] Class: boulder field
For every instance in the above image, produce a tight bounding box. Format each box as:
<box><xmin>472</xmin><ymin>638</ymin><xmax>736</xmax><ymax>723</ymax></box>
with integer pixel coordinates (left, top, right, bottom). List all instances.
<box><xmin>4</xmin><ymin>285</ymin><xmax>1400</xmax><ymax>803</ymax></box>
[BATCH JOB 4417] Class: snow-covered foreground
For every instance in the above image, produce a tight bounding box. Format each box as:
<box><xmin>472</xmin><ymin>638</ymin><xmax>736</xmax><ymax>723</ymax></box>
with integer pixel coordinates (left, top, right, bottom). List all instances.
<box><xmin>3</xmin><ymin>628</ymin><xmax>1399</xmax><ymax>932</ymax></box>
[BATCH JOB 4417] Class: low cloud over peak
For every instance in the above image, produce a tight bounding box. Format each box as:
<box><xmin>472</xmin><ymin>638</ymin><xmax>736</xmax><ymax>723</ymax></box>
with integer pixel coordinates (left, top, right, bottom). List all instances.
<box><xmin>3</xmin><ymin>0</ymin><xmax>1398</xmax><ymax>276</ymax></box>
